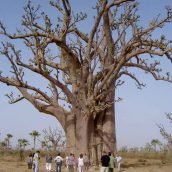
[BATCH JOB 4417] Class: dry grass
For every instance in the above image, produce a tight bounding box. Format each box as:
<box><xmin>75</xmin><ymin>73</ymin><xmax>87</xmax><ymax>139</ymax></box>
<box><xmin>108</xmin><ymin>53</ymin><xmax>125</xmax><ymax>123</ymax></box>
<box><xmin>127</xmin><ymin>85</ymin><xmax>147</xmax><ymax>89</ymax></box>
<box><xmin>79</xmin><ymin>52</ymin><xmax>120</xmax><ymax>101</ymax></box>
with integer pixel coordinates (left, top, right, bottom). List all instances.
<box><xmin>1</xmin><ymin>160</ymin><xmax>172</xmax><ymax>172</ymax></box>
<box><xmin>0</xmin><ymin>150</ymin><xmax>172</xmax><ymax>172</ymax></box>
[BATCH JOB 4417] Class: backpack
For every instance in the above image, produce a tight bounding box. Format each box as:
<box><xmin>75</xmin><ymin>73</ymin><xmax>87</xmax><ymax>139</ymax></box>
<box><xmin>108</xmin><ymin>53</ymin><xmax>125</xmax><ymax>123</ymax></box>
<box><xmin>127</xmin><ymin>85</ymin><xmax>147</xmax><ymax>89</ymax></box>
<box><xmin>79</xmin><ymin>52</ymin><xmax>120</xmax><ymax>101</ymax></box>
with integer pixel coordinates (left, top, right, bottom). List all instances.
<box><xmin>56</xmin><ymin>157</ymin><xmax>62</xmax><ymax>164</ymax></box>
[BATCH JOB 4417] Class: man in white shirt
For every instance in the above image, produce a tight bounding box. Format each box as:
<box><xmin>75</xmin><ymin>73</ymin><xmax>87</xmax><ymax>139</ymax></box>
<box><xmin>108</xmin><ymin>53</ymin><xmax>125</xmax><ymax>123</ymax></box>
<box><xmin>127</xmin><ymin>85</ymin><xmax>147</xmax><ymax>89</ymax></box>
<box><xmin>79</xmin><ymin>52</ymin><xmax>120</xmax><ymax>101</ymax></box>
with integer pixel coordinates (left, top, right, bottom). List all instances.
<box><xmin>115</xmin><ymin>154</ymin><xmax>122</xmax><ymax>172</ymax></box>
<box><xmin>54</xmin><ymin>152</ymin><xmax>63</xmax><ymax>172</ymax></box>
<box><xmin>33</xmin><ymin>151</ymin><xmax>40</xmax><ymax>172</ymax></box>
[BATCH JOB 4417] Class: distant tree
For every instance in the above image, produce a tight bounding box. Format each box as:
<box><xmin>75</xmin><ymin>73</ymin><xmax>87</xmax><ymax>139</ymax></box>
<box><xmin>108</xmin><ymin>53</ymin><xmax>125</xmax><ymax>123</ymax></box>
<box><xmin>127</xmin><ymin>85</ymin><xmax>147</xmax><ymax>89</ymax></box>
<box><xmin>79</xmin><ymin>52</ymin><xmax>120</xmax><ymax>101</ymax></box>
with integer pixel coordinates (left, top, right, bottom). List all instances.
<box><xmin>1</xmin><ymin>0</ymin><xmax>172</xmax><ymax>161</ymax></box>
<box><xmin>17</xmin><ymin>139</ymin><xmax>23</xmax><ymax>149</ymax></box>
<box><xmin>29</xmin><ymin>130</ymin><xmax>40</xmax><ymax>150</ymax></box>
<box><xmin>4</xmin><ymin>138</ymin><xmax>8</xmax><ymax>147</ymax></box>
<box><xmin>17</xmin><ymin>138</ymin><xmax>29</xmax><ymax>149</ymax></box>
<box><xmin>6</xmin><ymin>134</ymin><xmax>13</xmax><ymax>148</ymax></box>
<box><xmin>42</xmin><ymin>127</ymin><xmax>65</xmax><ymax>151</ymax></box>
<box><xmin>40</xmin><ymin>141</ymin><xmax>47</xmax><ymax>150</ymax></box>
<box><xmin>120</xmin><ymin>146</ymin><xmax>128</xmax><ymax>152</ymax></box>
<box><xmin>0</xmin><ymin>141</ymin><xmax>7</xmax><ymax>148</ymax></box>
<box><xmin>151</xmin><ymin>139</ymin><xmax>161</xmax><ymax>152</ymax></box>
<box><xmin>144</xmin><ymin>142</ymin><xmax>153</xmax><ymax>152</ymax></box>
<box><xmin>129</xmin><ymin>147</ymin><xmax>139</xmax><ymax>152</ymax></box>
<box><xmin>22</xmin><ymin>139</ymin><xmax>29</xmax><ymax>149</ymax></box>
<box><xmin>158</xmin><ymin>113</ymin><xmax>172</xmax><ymax>151</ymax></box>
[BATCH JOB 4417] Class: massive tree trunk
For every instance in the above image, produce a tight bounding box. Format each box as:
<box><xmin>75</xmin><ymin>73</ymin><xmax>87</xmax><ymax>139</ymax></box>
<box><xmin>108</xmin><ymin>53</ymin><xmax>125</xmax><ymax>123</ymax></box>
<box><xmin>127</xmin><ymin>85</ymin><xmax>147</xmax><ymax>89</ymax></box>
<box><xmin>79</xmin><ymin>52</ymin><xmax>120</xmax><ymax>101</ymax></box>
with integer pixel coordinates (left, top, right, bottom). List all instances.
<box><xmin>63</xmin><ymin>89</ymin><xmax>116</xmax><ymax>162</ymax></box>
<box><xmin>75</xmin><ymin>114</ymin><xmax>89</xmax><ymax>155</ymax></box>
<box><xmin>93</xmin><ymin>93</ymin><xmax>116</xmax><ymax>162</ymax></box>
<box><xmin>64</xmin><ymin>95</ymin><xmax>116</xmax><ymax>161</ymax></box>
<box><xmin>65</xmin><ymin>112</ymin><xmax>76</xmax><ymax>153</ymax></box>
<box><xmin>102</xmin><ymin>89</ymin><xmax>116</xmax><ymax>154</ymax></box>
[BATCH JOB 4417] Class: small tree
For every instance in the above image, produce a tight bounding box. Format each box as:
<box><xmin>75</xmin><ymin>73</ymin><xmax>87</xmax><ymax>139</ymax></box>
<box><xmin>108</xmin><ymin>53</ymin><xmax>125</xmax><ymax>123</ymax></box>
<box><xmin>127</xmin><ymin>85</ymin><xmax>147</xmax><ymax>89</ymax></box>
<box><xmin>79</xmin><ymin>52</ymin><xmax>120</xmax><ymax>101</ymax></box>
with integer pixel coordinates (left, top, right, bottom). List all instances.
<box><xmin>0</xmin><ymin>141</ymin><xmax>7</xmax><ymax>149</ymax></box>
<box><xmin>144</xmin><ymin>142</ymin><xmax>154</xmax><ymax>152</ymax></box>
<box><xmin>6</xmin><ymin>134</ymin><xmax>13</xmax><ymax>148</ymax></box>
<box><xmin>42</xmin><ymin>127</ymin><xmax>66</xmax><ymax>151</ymax></box>
<box><xmin>40</xmin><ymin>141</ymin><xmax>47</xmax><ymax>150</ymax></box>
<box><xmin>158</xmin><ymin>113</ymin><xmax>172</xmax><ymax>151</ymax></box>
<box><xmin>18</xmin><ymin>138</ymin><xmax>29</xmax><ymax>149</ymax></box>
<box><xmin>29</xmin><ymin>130</ymin><xmax>40</xmax><ymax>150</ymax></box>
<box><xmin>151</xmin><ymin>139</ymin><xmax>161</xmax><ymax>152</ymax></box>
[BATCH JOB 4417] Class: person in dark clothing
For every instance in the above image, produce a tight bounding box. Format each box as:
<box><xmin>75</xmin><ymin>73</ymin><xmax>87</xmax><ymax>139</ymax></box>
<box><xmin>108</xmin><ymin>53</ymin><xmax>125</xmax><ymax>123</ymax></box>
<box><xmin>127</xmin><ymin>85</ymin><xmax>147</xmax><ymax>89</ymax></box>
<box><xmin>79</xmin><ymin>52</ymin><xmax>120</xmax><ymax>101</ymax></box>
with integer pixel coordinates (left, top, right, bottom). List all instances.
<box><xmin>100</xmin><ymin>151</ymin><xmax>110</xmax><ymax>172</ymax></box>
<box><xmin>27</xmin><ymin>153</ymin><xmax>33</xmax><ymax>169</ymax></box>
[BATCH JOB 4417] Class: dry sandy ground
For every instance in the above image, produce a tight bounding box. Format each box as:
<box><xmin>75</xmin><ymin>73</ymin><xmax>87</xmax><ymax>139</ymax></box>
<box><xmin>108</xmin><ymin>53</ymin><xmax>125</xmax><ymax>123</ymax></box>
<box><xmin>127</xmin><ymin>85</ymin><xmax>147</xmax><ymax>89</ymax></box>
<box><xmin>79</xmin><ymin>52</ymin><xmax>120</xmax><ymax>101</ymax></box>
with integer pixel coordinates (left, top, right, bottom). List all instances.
<box><xmin>0</xmin><ymin>161</ymin><xmax>172</xmax><ymax>172</ymax></box>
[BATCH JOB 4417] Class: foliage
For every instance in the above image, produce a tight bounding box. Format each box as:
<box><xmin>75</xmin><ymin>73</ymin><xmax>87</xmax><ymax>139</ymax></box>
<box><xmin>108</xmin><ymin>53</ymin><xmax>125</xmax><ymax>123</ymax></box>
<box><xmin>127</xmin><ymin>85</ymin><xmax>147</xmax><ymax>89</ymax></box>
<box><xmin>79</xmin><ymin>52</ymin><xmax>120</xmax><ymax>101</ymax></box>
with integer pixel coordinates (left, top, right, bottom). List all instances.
<box><xmin>151</xmin><ymin>139</ymin><xmax>162</xmax><ymax>152</ymax></box>
<box><xmin>29</xmin><ymin>130</ymin><xmax>41</xmax><ymax>150</ymax></box>
<box><xmin>5</xmin><ymin>134</ymin><xmax>13</xmax><ymax>148</ymax></box>
<box><xmin>17</xmin><ymin>139</ymin><xmax>29</xmax><ymax>149</ymax></box>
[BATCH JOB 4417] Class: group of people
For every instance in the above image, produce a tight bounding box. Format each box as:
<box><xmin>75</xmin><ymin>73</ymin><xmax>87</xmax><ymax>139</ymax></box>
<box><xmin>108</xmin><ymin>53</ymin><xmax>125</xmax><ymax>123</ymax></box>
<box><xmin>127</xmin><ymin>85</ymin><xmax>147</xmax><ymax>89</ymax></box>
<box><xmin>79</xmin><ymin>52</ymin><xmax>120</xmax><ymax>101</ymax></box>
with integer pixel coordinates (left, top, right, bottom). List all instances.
<box><xmin>56</xmin><ymin>152</ymin><xmax>89</xmax><ymax>172</ymax></box>
<box><xmin>100</xmin><ymin>151</ymin><xmax>123</xmax><ymax>172</ymax></box>
<box><xmin>27</xmin><ymin>150</ymin><xmax>40</xmax><ymax>172</ymax></box>
<box><xmin>27</xmin><ymin>150</ymin><xmax>122</xmax><ymax>172</ymax></box>
<box><xmin>65</xmin><ymin>153</ymin><xmax>89</xmax><ymax>172</ymax></box>
<box><xmin>26</xmin><ymin>151</ymin><xmax>90</xmax><ymax>172</ymax></box>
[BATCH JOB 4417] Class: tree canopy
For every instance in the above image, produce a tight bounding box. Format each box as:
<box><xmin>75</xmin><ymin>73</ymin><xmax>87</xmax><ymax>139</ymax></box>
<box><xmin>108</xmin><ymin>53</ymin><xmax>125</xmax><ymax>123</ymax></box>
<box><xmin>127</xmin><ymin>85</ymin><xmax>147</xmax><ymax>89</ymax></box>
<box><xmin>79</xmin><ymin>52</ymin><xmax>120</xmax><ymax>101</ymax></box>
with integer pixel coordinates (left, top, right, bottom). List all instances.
<box><xmin>1</xmin><ymin>0</ymin><xmax>172</xmax><ymax>158</ymax></box>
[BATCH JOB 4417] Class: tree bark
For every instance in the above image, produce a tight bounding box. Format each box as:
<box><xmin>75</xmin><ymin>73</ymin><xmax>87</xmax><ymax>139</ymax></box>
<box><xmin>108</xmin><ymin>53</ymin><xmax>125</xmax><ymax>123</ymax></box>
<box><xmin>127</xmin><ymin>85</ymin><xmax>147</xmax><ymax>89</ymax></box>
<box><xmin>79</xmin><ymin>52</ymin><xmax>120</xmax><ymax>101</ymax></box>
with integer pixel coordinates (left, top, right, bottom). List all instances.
<box><xmin>75</xmin><ymin>114</ymin><xmax>89</xmax><ymax>156</ymax></box>
<box><xmin>102</xmin><ymin>89</ymin><xmax>116</xmax><ymax>154</ymax></box>
<box><xmin>65</xmin><ymin>112</ymin><xmax>76</xmax><ymax>153</ymax></box>
<box><xmin>102</xmin><ymin>104</ymin><xmax>116</xmax><ymax>153</ymax></box>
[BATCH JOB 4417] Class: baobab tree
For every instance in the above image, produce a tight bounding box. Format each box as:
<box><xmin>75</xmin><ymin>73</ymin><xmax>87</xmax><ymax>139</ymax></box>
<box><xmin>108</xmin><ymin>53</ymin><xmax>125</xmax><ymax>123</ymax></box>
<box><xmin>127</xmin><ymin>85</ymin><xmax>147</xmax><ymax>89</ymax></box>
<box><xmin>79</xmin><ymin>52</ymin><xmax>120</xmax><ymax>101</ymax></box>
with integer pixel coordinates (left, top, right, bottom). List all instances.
<box><xmin>1</xmin><ymin>0</ymin><xmax>172</xmax><ymax>161</ymax></box>
<box><xmin>42</xmin><ymin>127</ymin><xmax>66</xmax><ymax>151</ymax></box>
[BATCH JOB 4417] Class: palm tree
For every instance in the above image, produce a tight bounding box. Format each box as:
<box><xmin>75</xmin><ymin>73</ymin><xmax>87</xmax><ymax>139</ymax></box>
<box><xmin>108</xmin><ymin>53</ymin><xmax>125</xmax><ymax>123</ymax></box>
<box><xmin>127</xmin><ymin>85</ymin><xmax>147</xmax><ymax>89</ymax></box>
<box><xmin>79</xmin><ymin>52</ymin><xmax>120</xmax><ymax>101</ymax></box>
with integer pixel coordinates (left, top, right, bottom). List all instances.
<box><xmin>151</xmin><ymin>139</ymin><xmax>161</xmax><ymax>152</ymax></box>
<box><xmin>18</xmin><ymin>139</ymin><xmax>23</xmax><ymax>149</ymax></box>
<box><xmin>6</xmin><ymin>134</ymin><xmax>13</xmax><ymax>148</ymax></box>
<box><xmin>29</xmin><ymin>130</ymin><xmax>40</xmax><ymax>150</ymax></box>
<box><xmin>18</xmin><ymin>139</ymin><xmax>29</xmax><ymax>149</ymax></box>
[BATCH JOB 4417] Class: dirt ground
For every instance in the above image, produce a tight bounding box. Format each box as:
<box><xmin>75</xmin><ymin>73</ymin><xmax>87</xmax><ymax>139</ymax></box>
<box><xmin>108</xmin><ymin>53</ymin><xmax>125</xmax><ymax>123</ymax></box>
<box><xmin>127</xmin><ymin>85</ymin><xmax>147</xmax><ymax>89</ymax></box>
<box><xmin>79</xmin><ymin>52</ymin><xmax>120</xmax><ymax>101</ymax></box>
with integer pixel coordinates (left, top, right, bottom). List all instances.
<box><xmin>0</xmin><ymin>161</ymin><xmax>172</xmax><ymax>172</ymax></box>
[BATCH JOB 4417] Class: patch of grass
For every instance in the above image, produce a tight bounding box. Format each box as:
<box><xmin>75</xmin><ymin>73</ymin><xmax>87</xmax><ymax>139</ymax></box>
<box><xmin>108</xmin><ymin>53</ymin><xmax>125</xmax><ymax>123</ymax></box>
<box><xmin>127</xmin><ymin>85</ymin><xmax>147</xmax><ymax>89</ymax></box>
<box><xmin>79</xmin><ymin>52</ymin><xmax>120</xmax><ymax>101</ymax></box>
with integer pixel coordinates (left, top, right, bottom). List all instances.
<box><xmin>120</xmin><ymin>150</ymin><xmax>172</xmax><ymax>163</ymax></box>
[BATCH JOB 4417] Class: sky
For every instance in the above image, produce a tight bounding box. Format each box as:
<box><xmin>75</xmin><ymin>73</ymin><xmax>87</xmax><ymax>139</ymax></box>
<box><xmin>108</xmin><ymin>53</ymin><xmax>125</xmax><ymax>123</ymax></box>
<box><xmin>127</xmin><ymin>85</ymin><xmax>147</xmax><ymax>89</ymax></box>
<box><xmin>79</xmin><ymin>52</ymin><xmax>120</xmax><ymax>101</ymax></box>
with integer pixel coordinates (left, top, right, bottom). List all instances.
<box><xmin>0</xmin><ymin>0</ymin><xmax>172</xmax><ymax>150</ymax></box>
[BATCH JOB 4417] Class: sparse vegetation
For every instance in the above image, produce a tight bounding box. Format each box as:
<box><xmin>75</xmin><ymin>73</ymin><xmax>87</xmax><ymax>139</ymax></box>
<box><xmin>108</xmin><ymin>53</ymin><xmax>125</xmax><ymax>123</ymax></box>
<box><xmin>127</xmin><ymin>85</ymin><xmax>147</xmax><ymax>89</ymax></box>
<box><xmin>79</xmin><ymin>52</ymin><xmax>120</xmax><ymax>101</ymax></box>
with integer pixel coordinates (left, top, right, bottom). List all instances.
<box><xmin>158</xmin><ymin>113</ymin><xmax>172</xmax><ymax>151</ymax></box>
<box><xmin>0</xmin><ymin>127</ymin><xmax>65</xmax><ymax>151</ymax></box>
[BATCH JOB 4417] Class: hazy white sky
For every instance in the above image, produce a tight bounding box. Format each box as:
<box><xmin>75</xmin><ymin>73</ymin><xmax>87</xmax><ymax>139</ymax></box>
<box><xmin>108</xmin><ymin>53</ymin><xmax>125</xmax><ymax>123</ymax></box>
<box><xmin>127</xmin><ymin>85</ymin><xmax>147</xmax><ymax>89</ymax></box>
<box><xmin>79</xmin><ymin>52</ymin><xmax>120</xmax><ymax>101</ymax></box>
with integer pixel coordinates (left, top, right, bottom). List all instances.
<box><xmin>0</xmin><ymin>0</ymin><xmax>172</xmax><ymax>150</ymax></box>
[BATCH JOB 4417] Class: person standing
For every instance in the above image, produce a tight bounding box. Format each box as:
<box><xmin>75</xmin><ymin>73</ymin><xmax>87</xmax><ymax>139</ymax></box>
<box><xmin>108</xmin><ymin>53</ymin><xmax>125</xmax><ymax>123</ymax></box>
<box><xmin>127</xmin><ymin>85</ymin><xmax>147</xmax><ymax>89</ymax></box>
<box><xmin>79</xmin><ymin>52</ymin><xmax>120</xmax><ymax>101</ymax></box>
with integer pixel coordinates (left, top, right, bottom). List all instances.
<box><xmin>66</xmin><ymin>154</ymin><xmax>69</xmax><ymax>171</ymax></box>
<box><xmin>54</xmin><ymin>152</ymin><xmax>63</xmax><ymax>172</ymax></box>
<box><xmin>108</xmin><ymin>152</ymin><xmax>115</xmax><ymax>172</ymax></box>
<box><xmin>71</xmin><ymin>154</ymin><xmax>77</xmax><ymax>170</ymax></box>
<box><xmin>33</xmin><ymin>151</ymin><xmax>40</xmax><ymax>172</ymax></box>
<box><xmin>115</xmin><ymin>154</ymin><xmax>122</xmax><ymax>172</ymax></box>
<box><xmin>45</xmin><ymin>153</ymin><xmax>52</xmax><ymax>172</ymax></box>
<box><xmin>78</xmin><ymin>153</ymin><xmax>84</xmax><ymax>172</ymax></box>
<box><xmin>27</xmin><ymin>153</ymin><xmax>33</xmax><ymax>169</ymax></box>
<box><xmin>67</xmin><ymin>153</ymin><xmax>75</xmax><ymax>172</ymax></box>
<box><xmin>100</xmin><ymin>151</ymin><xmax>110</xmax><ymax>172</ymax></box>
<box><xmin>83</xmin><ymin>153</ymin><xmax>89</xmax><ymax>171</ymax></box>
